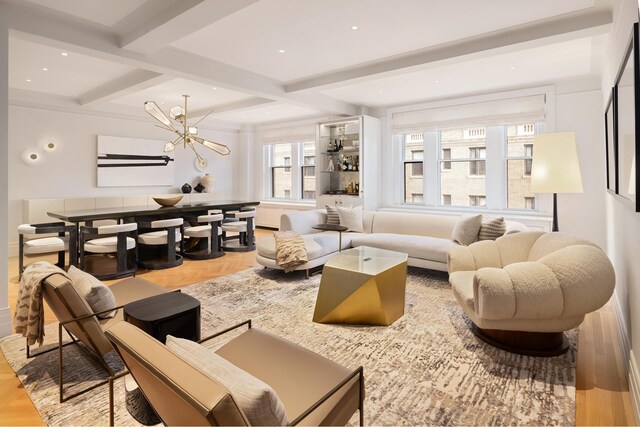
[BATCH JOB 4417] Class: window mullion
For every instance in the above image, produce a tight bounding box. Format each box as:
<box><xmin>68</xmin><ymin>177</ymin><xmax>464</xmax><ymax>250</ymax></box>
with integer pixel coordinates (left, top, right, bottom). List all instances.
<box><xmin>424</xmin><ymin>131</ymin><xmax>439</xmax><ymax>207</ymax></box>
<box><xmin>484</xmin><ymin>126</ymin><xmax>504</xmax><ymax>210</ymax></box>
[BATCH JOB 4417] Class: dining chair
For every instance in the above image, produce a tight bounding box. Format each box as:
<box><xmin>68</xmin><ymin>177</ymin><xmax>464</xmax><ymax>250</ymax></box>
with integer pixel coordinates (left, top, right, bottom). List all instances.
<box><xmin>18</xmin><ymin>222</ymin><xmax>77</xmax><ymax>279</ymax></box>
<box><xmin>221</xmin><ymin>210</ymin><xmax>256</xmax><ymax>252</ymax></box>
<box><xmin>80</xmin><ymin>223</ymin><xmax>138</xmax><ymax>280</ymax></box>
<box><xmin>183</xmin><ymin>213</ymin><xmax>225</xmax><ymax>260</ymax></box>
<box><xmin>137</xmin><ymin>218</ymin><xmax>184</xmax><ymax>269</ymax></box>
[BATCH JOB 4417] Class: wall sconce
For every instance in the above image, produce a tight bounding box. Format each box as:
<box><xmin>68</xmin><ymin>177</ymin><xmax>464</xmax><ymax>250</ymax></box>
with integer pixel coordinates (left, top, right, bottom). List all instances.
<box><xmin>22</xmin><ymin>148</ymin><xmax>43</xmax><ymax>165</ymax></box>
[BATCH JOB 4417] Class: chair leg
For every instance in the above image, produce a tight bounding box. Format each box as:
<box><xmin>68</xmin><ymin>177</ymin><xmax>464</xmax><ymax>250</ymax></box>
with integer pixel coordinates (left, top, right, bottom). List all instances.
<box><xmin>18</xmin><ymin>235</ymin><xmax>24</xmax><ymax>280</ymax></box>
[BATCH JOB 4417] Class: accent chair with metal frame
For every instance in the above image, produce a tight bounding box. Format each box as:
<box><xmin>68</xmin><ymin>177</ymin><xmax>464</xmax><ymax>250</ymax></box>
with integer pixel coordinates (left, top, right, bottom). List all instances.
<box><xmin>80</xmin><ymin>223</ymin><xmax>138</xmax><ymax>280</ymax></box>
<box><xmin>105</xmin><ymin>320</ymin><xmax>364</xmax><ymax>426</ymax></box>
<box><xmin>136</xmin><ymin>218</ymin><xmax>184</xmax><ymax>269</ymax></box>
<box><xmin>18</xmin><ymin>222</ymin><xmax>77</xmax><ymax>279</ymax></box>
<box><xmin>29</xmin><ymin>272</ymin><xmax>168</xmax><ymax>402</ymax></box>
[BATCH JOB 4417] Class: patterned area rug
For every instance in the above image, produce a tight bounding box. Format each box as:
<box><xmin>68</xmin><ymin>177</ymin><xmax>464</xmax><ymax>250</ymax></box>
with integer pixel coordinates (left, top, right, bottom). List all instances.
<box><xmin>0</xmin><ymin>267</ymin><xmax>577</xmax><ymax>426</ymax></box>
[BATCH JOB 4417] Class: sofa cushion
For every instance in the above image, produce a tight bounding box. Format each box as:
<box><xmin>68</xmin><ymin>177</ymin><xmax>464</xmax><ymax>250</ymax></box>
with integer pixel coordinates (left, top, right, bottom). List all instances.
<box><xmin>451</xmin><ymin>214</ymin><xmax>482</xmax><ymax>246</ymax></box>
<box><xmin>350</xmin><ymin>233</ymin><xmax>456</xmax><ymax>263</ymax></box>
<box><xmin>337</xmin><ymin>206</ymin><xmax>364</xmax><ymax>233</ymax></box>
<box><xmin>166</xmin><ymin>335</ymin><xmax>288</xmax><ymax>426</ymax></box>
<box><xmin>258</xmin><ymin>232</ymin><xmax>362</xmax><ymax>261</ymax></box>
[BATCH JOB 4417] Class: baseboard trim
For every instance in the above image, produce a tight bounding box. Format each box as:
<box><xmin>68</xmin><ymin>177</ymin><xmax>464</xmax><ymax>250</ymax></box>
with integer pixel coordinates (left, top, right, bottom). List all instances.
<box><xmin>629</xmin><ymin>352</ymin><xmax>640</xmax><ymax>424</ymax></box>
<box><xmin>0</xmin><ymin>307</ymin><xmax>11</xmax><ymax>338</ymax></box>
<box><xmin>613</xmin><ymin>293</ymin><xmax>631</xmax><ymax>376</ymax></box>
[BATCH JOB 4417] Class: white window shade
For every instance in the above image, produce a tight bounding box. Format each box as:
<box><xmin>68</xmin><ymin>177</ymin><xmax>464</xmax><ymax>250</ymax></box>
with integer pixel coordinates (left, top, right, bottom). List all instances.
<box><xmin>260</xmin><ymin>124</ymin><xmax>316</xmax><ymax>144</ymax></box>
<box><xmin>392</xmin><ymin>95</ymin><xmax>546</xmax><ymax>133</ymax></box>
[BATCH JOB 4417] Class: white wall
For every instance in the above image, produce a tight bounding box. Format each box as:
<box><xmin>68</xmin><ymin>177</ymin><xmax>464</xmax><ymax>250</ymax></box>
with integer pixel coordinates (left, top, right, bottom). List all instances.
<box><xmin>554</xmin><ymin>90</ymin><xmax>607</xmax><ymax>248</ymax></box>
<box><xmin>0</xmin><ymin>14</ymin><xmax>10</xmax><ymax>337</ymax></box>
<box><xmin>600</xmin><ymin>0</ymin><xmax>640</xmax><ymax>419</ymax></box>
<box><xmin>7</xmin><ymin>105</ymin><xmax>239</xmax><ymax>248</ymax></box>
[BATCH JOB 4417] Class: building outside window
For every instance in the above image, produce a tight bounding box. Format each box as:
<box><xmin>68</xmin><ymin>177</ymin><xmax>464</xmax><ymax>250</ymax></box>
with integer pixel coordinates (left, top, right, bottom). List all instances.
<box><xmin>268</xmin><ymin>141</ymin><xmax>316</xmax><ymax>201</ymax></box>
<box><xmin>440</xmin><ymin>128</ymin><xmax>486</xmax><ymax>207</ymax></box>
<box><xmin>404</xmin><ymin>133</ymin><xmax>424</xmax><ymax>204</ymax></box>
<box><xmin>506</xmin><ymin>124</ymin><xmax>536</xmax><ymax>210</ymax></box>
<box><xmin>469</xmin><ymin>195</ymin><xmax>486</xmax><ymax>207</ymax></box>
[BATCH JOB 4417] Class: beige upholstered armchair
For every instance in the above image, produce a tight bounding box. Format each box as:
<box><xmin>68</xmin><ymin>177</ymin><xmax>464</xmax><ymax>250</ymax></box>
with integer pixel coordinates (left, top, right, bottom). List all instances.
<box><xmin>448</xmin><ymin>232</ymin><xmax>615</xmax><ymax>356</ymax></box>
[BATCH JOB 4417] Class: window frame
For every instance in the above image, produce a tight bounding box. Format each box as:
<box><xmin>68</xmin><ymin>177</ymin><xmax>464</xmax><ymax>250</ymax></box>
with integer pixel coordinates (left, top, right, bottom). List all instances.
<box><xmin>504</xmin><ymin>125</ymin><xmax>537</xmax><ymax>211</ymax></box>
<box><xmin>266</xmin><ymin>141</ymin><xmax>316</xmax><ymax>202</ymax></box>
<box><xmin>402</xmin><ymin>135</ymin><xmax>425</xmax><ymax>204</ymax></box>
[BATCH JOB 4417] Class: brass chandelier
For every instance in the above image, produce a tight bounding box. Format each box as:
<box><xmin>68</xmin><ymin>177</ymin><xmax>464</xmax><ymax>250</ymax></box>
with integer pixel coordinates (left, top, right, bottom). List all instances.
<box><xmin>144</xmin><ymin>94</ymin><xmax>230</xmax><ymax>169</ymax></box>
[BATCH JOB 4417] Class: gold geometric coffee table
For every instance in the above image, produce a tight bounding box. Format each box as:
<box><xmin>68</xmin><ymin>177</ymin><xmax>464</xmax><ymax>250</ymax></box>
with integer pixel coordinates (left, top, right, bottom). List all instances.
<box><xmin>312</xmin><ymin>246</ymin><xmax>408</xmax><ymax>326</ymax></box>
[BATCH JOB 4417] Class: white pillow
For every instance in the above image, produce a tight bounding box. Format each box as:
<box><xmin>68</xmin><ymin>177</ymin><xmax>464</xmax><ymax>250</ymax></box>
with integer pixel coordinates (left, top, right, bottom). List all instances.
<box><xmin>166</xmin><ymin>336</ymin><xmax>288</xmax><ymax>426</ymax></box>
<box><xmin>451</xmin><ymin>214</ymin><xmax>482</xmax><ymax>246</ymax></box>
<box><xmin>337</xmin><ymin>206</ymin><xmax>364</xmax><ymax>232</ymax></box>
<box><xmin>67</xmin><ymin>266</ymin><xmax>117</xmax><ymax>319</ymax></box>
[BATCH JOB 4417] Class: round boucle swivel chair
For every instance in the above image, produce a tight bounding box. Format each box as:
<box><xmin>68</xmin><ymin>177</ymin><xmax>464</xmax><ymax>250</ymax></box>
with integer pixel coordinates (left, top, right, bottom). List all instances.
<box><xmin>447</xmin><ymin>231</ymin><xmax>615</xmax><ymax>356</ymax></box>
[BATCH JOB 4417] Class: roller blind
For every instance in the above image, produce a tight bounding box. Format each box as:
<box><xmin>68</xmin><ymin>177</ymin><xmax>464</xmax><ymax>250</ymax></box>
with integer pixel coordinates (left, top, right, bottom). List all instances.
<box><xmin>392</xmin><ymin>94</ymin><xmax>546</xmax><ymax>133</ymax></box>
<box><xmin>260</xmin><ymin>123</ymin><xmax>316</xmax><ymax>144</ymax></box>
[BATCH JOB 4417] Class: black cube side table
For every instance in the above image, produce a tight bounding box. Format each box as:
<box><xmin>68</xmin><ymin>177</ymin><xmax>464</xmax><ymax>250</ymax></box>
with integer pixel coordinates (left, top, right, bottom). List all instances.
<box><xmin>124</xmin><ymin>292</ymin><xmax>201</xmax><ymax>343</ymax></box>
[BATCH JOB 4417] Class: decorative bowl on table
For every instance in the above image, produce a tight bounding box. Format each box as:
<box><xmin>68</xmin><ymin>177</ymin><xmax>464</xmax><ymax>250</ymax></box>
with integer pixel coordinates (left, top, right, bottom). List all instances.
<box><xmin>152</xmin><ymin>195</ymin><xmax>183</xmax><ymax>207</ymax></box>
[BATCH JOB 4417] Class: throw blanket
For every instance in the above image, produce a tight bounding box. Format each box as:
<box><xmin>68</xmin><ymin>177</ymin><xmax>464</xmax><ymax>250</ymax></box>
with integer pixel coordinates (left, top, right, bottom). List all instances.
<box><xmin>274</xmin><ymin>231</ymin><xmax>308</xmax><ymax>273</ymax></box>
<box><xmin>14</xmin><ymin>261</ymin><xmax>68</xmax><ymax>346</ymax></box>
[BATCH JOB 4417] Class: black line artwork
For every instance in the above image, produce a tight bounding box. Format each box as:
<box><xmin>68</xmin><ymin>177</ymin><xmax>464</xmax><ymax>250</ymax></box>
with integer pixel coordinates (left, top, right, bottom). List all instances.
<box><xmin>97</xmin><ymin>153</ymin><xmax>175</xmax><ymax>168</ymax></box>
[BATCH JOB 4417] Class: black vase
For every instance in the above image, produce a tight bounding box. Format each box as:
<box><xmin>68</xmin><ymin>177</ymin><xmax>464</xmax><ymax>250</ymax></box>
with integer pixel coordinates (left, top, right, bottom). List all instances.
<box><xmin>194</xmin><ymin>183</ymin><xmax>205</xmax><ymax>193</ymax></box>
<box><xmin>181</xmin><ymin>183</ymin><xmax>192</xmax><ymax>194</ymax></box>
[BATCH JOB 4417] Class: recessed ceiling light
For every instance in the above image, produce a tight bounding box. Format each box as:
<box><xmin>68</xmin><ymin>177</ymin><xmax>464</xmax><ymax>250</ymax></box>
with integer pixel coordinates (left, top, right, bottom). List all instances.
<box><xmin>61</xmin><ymin>52</ymin><xmax>68</xmax><ymax>57</ymax></box>
<box><xmin>25</xmin><ymin>79</ymin><xmax>31</xmax><ymax>82</ymax></box>
<box><xmin>278</xmin><ymin>49</ymin><xmax>286</xmax><ymax>53</ymax></box>
<box><xmin>510</xmin><ymin>66</ymin><xmax>516</xmax><ymax>71</ymax></box>
<box><xmin>434</xmin><ymin>80</ymin><xmax>440</xmax><ymax>84</ymax></box>
<box><xmin>42</xmin><ymin>67</ymin><xmax>48</xmax><ymax>71</ymax></box>
<box><xmin>351</xmin><ymin>25</ymin><xmax>359</xmax><ymax>30</ymax></box>
<box><xmin>211</xmin><ymin>87</ymin><xmax>217</xmax><ymax>90</ymax></box>
<box><xmin>378</xmin><ymin>89</ymin><xmax>383</xmax><ymax>93</ymax></box>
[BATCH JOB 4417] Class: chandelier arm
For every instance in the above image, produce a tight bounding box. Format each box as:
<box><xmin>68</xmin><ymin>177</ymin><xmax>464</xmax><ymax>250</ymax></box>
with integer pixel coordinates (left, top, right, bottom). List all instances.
<box><xmin>191</xmin><ymin>109</ymin><xmax>215</xmax><ymax>127</ymax></box>
<box><xmin>186</xmin><ymin>140</ymin><xmax>205</xmax><ymax>163</ymax></box>
<box><xmin>192</xmin><ymin>136</ymin><xmax>231</xmax><ymax>156</ymax></box>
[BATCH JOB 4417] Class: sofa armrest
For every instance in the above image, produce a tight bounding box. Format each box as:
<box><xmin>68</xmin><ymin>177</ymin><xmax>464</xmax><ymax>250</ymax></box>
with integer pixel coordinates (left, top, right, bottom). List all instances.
<box><xmin>474</xmin><ymin>262</ymin><xmax>564</xmax><ymax>320</ymax></box>
<box><xmin>280</xmin><ymin>210</ymin><xmax>326</xmax><ymax>234</ymax></box>
<box><xmin>447</xmin><ymin>240</ymin><xmax>502</xmax><ymax>274</ymax></box>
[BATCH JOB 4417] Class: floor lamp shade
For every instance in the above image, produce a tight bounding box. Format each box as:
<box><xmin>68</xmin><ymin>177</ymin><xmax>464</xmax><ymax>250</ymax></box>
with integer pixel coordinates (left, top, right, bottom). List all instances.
<box><xmin>530</xmin><ymin>132</ymin><xmax>583</xmax><ymax>232</ymax></box>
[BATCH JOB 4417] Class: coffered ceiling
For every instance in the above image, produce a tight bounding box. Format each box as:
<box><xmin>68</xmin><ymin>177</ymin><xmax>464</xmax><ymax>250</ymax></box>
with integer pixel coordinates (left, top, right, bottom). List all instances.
<box><xmin>2</xmin><ymin>0</ymin><xmax>611</xmax><ymax>128</ymax></box>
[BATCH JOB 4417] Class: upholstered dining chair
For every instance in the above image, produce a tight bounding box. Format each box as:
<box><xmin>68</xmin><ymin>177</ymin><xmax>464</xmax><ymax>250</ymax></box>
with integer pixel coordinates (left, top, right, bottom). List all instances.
<box><xmin>17</xmin><ymin>222</ymin><xmax>77</xmax><ymax>279</ymax></box>
<box><xmin>183</xmin><ymin>213</ymin><xmax>224</xmax><ymax>260</ymax></box>
<box><xmin>30</xmin><ymin>270</ymin><xmax>168</xmax><ymax>402</ymax></box>
<box><xmin>221</xmin><ymin>210</ymin><xmax>256</xmax><ymax>252</ymax></box>
<box><xmin>136</xmin><ymin>218</ymin><xmax>184</xmax><ymax>269</ymax></box>
<box><xmin>80</xmin><ymin>223</ymin><xmax>138</xmax><ymax>279</ymax></box>
<box><xmin>105</xmin><ymin>320</ymin><xmax>364</xmax><ymax>426</ymax></box>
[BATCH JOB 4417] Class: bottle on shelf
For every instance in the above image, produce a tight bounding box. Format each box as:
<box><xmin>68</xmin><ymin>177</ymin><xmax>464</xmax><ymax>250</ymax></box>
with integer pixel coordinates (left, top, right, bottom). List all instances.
<box><xmin>327</xmin><ymin>158</ymin><xmax>335</xmax><ymax>171</ymax></box>
<box><xmin>342</xmin><ymin>156</ymin><xmax>348</xmax><ymax>171</ymax></box>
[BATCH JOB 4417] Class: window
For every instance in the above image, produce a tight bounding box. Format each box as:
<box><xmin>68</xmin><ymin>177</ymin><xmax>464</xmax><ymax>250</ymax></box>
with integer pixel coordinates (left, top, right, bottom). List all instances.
<box><xmin>271</xmin><ymin>143</ymin><xmax>292</xmax><ymax>199</ymax></box>
<box><xmin>469</xmin><ymin>195</ymin><xmax>486</xmax><ymax>207</ymax></box>
<box><xmin>468</xmin><ymin>147</ymin><xmax>486</xmax><ymax>176</ymax></box>
<box><xmin>441</xmin><ymin>148</ymin><xmax>451</xmax><ymax>170</ymax></box>
<box><xmin>440</xmin><ymin>129</ymin><xmax>486</xmax><ymax>207</ymax></box>
<box><xmin>507</xmin><ymin>124</ymin><xmax>536</xmax><ymax>210</ymax></box>
<box><xmin>524</xmin><ymin>197</ymin><xmax>535</xmax><ymax>210</ymax></box>
<box><xmin>268</xmin><ymin>141</ymin><xmax>316</xmax><ymax>201</ymax></box>
<box><xmin>403</xmin><ymin>133</ymin><xmax>424</xmax><ymax>204</ymax></box>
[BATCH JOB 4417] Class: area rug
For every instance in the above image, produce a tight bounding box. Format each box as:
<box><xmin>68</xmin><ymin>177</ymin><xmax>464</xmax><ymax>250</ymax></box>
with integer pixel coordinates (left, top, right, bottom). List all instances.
<box><xmin>0</xmin><ymin>267</ymin><xmax>577</xmax><ymax>426</ymax></box>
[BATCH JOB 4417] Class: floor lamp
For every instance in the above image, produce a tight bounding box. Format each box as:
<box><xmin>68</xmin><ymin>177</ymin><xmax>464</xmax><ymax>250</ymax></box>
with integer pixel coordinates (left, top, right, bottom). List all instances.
<box><xmin>530</xmin><ymin>132</ymin><xmax>583</xmax><ymax>232</ymax></box>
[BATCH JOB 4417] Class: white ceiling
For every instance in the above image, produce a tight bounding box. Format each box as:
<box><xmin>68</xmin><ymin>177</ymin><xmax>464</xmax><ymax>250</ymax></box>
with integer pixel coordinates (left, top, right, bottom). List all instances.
<box><xmin>5</xmin><ymin>0</ymin><xmax>610</xmax><ymax>125</ymax></box>
<box><xmin>172</xmin><ymin>0</ymin><xmax>595</xmax><ymax>82</ymax></box>
<box><xmin>24</xmin><ymin>0</ymin><xmax>147</xmax><ymax>27</ymax></box>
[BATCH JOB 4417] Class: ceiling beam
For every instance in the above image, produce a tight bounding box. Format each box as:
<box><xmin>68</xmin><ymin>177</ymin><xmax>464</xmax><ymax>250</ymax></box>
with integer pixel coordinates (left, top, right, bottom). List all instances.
<box><xmin>190</xmin><ymin>97</ymin><xmax>275</xmax><ymax>118</ymax></box>
<box><xmin>116</xmin><ymin>0</ymin><xmax>258</xmax><ymax>54</ymax></box>
<box><xmin>285</xmin><ymin>8</ymin><xmax>612</xmax><ymax>93</ymax></box>
<box><xmin>78</xmin><ymin>70</ymin><xmax>174</xmax><ymax>107</ymax></box>
<box><xmin>0</xmin><ymin>0</ymin><xmax>358</xmax><ymax>116</ymax></box>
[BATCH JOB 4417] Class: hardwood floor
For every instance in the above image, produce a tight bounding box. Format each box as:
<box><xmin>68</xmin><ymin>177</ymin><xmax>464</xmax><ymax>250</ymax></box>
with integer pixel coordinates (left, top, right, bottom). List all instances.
<box><xmin>0</xmin><ymin>228</ymin><xmax>636</xmax><ymax>425</ymax></box>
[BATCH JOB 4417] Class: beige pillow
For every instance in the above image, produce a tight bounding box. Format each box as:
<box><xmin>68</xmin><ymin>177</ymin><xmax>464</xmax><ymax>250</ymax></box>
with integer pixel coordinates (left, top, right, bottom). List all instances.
<box><xmin>451</xmin><ymin>214</ymin><xmax>482</xmax><ymax>246</ymax></box>
<box><xmin>478</xmin><ymin>216</ymin><xmax>506</xmax><ymax>241</ymax></box>
<box><xmin>337</xmin><ymin>206</ymin><xmax>364</xmax><ymax>232</ymax></box>
<box><xmin>67</xmin><ymin>266</ymin><xmax>117</xmax><ymax>319</ymax></box>
<box><xmin>166</xmin><ymin>336</ymin><xmax>288</xmax><ymax>426</ymax></box>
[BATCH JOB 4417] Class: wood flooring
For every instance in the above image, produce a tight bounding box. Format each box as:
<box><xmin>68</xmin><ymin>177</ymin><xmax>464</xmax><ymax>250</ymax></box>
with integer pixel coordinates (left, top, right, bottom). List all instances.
<box><xmin>0</xmin><ymin>228</ymin><xmax>635</xmax><ymax>426</ymax></box>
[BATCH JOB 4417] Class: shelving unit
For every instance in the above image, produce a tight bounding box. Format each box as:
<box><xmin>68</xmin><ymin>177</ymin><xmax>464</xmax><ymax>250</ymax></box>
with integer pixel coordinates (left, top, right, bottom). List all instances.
<box><xmin>316</xmin><ymin>116</ymin><xmax>381</xmax><ymax>210</ymax></box>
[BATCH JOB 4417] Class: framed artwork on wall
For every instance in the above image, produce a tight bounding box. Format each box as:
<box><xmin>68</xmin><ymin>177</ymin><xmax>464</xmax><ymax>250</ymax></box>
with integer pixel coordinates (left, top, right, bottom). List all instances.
<box><xmin>613</xmin><ymin>22</ymin><xmax>640</xmax><ymax>211</ymax></box>
<box><xmin>605</xmin><ymin>87</ymin><xmax>617</xmax><ymax>193</ymax></box>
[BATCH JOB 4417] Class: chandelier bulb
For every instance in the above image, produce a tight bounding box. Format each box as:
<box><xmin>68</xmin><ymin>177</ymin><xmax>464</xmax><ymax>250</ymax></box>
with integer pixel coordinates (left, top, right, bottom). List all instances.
<box><xmin>163</xmin><ymin>142</ymin><xmax>175</xmax><ymax>152</ymax></box>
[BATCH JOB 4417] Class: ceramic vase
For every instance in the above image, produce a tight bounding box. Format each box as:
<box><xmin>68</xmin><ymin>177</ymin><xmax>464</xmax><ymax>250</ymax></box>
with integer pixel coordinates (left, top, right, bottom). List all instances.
<box><xmin>200</xmin><ymin>173</ymin><xmax>215</xmax><ymax>193</ymax></box>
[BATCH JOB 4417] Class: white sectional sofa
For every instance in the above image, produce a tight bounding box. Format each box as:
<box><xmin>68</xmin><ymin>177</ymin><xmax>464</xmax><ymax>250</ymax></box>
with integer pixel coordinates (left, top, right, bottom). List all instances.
<box><xmin>256</xmin><ymin>209</ymin><xmax>528</xmax><ymax>273</ymax></box>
